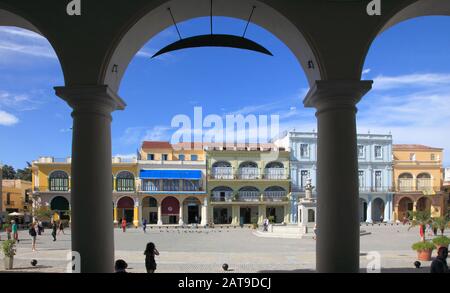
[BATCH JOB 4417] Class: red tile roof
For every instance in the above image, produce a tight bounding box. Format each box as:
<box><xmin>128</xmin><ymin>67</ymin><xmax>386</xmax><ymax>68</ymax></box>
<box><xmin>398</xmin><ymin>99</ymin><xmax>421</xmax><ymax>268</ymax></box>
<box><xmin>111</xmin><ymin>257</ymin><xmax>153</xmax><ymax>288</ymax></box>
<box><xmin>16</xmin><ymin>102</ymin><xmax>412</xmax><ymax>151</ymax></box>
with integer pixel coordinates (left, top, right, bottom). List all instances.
<box><xmin>393</xmin><ymin>144</ymin><xmax>443</xmax><ymax>151</ymax></box>
<box><xmin>141</xmin><ymin>141</ymin><xmax>172</xmax><ymax>149</ymax></box>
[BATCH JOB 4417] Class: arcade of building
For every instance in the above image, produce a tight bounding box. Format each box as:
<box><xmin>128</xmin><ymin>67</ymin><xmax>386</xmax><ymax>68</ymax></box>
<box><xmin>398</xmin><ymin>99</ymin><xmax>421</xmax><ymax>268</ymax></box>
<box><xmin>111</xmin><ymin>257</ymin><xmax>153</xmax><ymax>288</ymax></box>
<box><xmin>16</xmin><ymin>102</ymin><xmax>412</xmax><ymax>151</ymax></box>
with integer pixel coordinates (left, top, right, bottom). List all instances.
<box><xmin>31</xmin><ymin>135</ymin><xmax>450</xmax><ymax>228</ymax></box>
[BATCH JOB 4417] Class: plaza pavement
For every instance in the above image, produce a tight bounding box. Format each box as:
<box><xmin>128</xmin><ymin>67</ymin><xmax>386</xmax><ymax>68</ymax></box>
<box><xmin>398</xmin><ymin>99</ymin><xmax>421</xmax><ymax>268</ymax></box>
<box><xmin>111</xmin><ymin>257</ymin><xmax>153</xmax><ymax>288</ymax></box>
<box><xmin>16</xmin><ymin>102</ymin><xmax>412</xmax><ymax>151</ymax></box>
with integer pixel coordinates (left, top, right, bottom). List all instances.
<box><xmin>0</xmin><ymin>224</ymin><xmax>444</xmax><ymax>273</ymax></box>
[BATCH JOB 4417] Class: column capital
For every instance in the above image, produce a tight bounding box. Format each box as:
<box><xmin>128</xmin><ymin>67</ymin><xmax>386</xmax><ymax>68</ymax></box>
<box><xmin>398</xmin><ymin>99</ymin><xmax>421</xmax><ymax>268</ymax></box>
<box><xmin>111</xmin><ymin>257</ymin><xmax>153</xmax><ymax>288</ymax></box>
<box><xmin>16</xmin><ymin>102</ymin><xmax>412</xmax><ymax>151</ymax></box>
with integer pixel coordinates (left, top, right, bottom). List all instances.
<box><xmin>54</xmin><ymin>85</ymin><xmax>127</xmax><ymax>115</ymax></box>
<box><xmin>303</xmin><ymin>80</ymin><xmax>373</xmax><ymax>113</ymax></box>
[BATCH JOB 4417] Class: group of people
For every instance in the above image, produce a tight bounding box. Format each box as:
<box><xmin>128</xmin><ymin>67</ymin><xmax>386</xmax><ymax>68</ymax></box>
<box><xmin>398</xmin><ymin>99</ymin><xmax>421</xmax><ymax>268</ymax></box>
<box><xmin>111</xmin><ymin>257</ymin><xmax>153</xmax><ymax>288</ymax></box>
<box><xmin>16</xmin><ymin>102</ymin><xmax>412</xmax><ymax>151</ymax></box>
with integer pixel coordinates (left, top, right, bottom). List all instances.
<box><xmin>27</xmin><ymin>220</ymin><xmax>65</xmax><ymax>251</ymax></box>
<box><xmin>115</xmin><ymin>242</ymin><xmax>160</xmax><ymax>273</ymax></box>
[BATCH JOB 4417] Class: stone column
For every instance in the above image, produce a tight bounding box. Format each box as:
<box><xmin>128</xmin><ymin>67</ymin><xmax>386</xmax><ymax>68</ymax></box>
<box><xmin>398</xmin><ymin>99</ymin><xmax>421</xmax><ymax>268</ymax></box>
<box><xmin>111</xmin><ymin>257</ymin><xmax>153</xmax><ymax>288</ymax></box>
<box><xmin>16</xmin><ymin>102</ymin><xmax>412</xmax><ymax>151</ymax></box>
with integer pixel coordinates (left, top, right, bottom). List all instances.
<box><xmin>366</xmin><ymin>195</ymin><xmax>373</xmax><ymax>223</ymax></box>
<box><xmin>231</xmin><ymin>205</ymin><xmax>240</xmax><ymax>225</ymax></box>
<box><xmin>55</xmin><ymin>85</ymin><xmax>126</xmax><ymax>273</ymax></box>
<box><xmin>113</xmin><ymin>203</ymin><xmax>118</xmax><ymax>225</ymax></box>
<box><xmin>133</xmin><ymin>198</ymin><xmax>139</xmax><ymax>228</ymax></box>
<box><xmin>179</xmin><ymin>201</ymin><xmax>184</xmax><ymax>225</ymax></box>
<box><xmin>200</xmin><ymin>197</ymin><xmax>208</xmax><ymax>226</ymax></box>
<box><xmin>157</xmin><ymin>202</ymin><xmax>163</xmax><ymax>225</ymax></box>
<box><xmin>304</xmin><ymin>80</ymin><xmax>373</xmax><ymax>273</ymax></box>
<box><xmin>257</xmin><ymin>205</ymin><xmax>265</xmax><ymax>225</ymax></box>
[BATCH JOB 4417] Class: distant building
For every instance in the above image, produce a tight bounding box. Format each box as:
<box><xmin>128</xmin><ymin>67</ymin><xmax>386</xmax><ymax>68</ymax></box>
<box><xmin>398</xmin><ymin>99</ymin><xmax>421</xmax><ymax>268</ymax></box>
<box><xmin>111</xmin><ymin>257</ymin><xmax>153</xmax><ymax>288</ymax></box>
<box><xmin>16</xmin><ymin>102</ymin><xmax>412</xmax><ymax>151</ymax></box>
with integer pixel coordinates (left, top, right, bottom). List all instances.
<box><xmin>274</xmin><ymin>131</ymin><xmax>394</xmax><ymax>223</ymax></box>
<box><xmin>392</xmin><ymin>144</ymin><xmax>448</xmax><ymax>221</ymax></box>
<box><xmin>1</xmin><ymin>179</ymin><xmax>32</xmax><ymax>219</ymax></box>
<box><xmin>206</xmin><ymin>143</ymin><xmax>291</xmax><ymax>225</ymax></box>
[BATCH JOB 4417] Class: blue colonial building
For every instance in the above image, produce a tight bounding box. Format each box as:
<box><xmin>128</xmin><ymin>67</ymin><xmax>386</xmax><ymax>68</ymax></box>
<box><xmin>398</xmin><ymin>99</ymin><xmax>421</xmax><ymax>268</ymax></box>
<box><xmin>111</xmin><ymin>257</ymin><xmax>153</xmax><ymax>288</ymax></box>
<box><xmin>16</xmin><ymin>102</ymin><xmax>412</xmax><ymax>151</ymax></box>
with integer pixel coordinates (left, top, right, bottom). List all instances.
<box><xmin>274</xmin><ymin>131</ymin><xmax>394</xmax><ymax>223</ymax></box>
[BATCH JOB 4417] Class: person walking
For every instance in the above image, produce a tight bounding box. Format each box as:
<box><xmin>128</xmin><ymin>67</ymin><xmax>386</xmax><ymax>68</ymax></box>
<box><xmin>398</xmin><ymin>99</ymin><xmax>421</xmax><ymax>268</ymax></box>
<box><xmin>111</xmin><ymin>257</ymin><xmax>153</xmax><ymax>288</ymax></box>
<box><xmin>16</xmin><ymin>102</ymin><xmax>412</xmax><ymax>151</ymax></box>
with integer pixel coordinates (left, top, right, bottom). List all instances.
<box><xmin>263</xmin><ymin>217</ymin><xmax>269</xmax><ymax>232</ymax></box>
<box><xmin>29</xmin><ymin>222</ymin><xmax>37</xmax><ymax>252</ymax></box>
<box><xmin>144</xmin><ymin>242</ymin><xmax>159</xmax><ymax>273</ymax></box>
<box><xmin>51</xmin><ymin>221</ymin><xmax>57</xmax><ymax>241</ymax></box>
<box><xmin>431</xmin><ymin>247</ymin><xmax>449</xmax><ymax>273</ymax></box>
<box><xmin>11</xmin><ymin>220</ymin><xmax>19</xmax><ymax>243</ymax></box>
<box><xmin>58</xmin><ymin>221</ymin><xmax>65</xmax><ymax>235</ymax></box>
<box><xmin>142</xmin><ymin>218</ymin><xmax>147</xmax><ymax>233</ymax></box>
<box><xmin>121</xmin><ymin>218</ymin><xmax>127</xmax><ymax>233</ymax></box>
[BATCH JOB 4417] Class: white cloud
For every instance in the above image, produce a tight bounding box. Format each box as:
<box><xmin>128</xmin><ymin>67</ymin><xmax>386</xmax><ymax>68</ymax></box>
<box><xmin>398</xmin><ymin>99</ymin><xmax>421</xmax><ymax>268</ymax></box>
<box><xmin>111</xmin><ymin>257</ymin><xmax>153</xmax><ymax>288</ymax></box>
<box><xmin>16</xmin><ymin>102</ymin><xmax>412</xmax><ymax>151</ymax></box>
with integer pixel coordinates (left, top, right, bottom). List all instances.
<box><xmin>373</xmin><ymin>73</ymin><xmax>450</xmax><ymax>91</ymax></box>
<box><xmin>0</xmin><ymin>27</ymin><xmax>57</xmax><ymax>60</ymax></box>
<box><xmin>0</xmin><ymin>110</ymin><xmax>19</xmax><ymax>126</ymax></box>
<box><xmin>362</xmin><ymin>68</ymin><xmax>371</xmax><ymax>76</ymax></box>
<box><xmin>0</xmin><ymin>90</ymin><xmax>43</xmax><ymax>111</ymax></box>
<box><xmin>358</xmin><ymin>72</ymin><xmax>450</xmax><ymax>165</ymax></box>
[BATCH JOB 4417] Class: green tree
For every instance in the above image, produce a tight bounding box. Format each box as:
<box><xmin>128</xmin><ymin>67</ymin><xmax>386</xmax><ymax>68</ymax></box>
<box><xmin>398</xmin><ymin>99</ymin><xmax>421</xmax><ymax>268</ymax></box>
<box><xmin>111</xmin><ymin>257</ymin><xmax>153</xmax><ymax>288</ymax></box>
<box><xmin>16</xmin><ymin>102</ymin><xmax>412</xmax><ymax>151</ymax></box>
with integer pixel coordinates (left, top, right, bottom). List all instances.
<box><xmin>15</xmin><ymin>162</ymin><xmax>32</xmax><ymax>181</ymax></box>
<box><xmin>432</xmin><ymin>214</ymin><xmax>450</xmax><ymax>236</ymax></box>
<box><xmin>2</xmin><ymin>165</ymin><xmax>16</xmax><ymax>179</ymax></box>
<box><xmin>408</xmin><ymin>210</ymin><xmax>432</xmax><ymax>241</ymax></box>
<box><xmin>34</xmin><ymin>206</ymin><xmax>52</xmax><ymax>221</ymax></box>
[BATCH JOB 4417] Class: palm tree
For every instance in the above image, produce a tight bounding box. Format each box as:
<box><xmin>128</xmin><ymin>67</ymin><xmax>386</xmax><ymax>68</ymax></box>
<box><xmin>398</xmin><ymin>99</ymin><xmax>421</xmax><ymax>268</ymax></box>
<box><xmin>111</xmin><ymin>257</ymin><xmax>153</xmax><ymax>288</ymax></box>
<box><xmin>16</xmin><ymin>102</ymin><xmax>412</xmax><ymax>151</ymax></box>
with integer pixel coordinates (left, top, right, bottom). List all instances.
<box><xmin>408</xmin><ymin>210</ymin><xmax>432</xmax><ymax>241</ymax></box>
<box><xmin>432</xmin><ymin>214</ymin><xmax>450</xmax><ymax>236</ymax></box>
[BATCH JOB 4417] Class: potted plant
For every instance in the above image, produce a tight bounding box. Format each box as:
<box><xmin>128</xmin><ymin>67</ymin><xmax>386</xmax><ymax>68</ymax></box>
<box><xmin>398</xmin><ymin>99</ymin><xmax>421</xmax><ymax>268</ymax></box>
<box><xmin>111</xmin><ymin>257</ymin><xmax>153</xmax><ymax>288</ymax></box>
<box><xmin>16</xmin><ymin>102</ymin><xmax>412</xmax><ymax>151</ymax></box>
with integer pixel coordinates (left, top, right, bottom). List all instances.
<box><xmin>412</xmin><ymin>241</ymin><xmax>435</xmax><ymax>261</ymax></box>
<box><xmin>2</xmin><ymin>240</ymin><xmax>16</xmax><ymax>270</ymax></box>
<box><xmin>432</xmin><ymin>236</ymin><xmax>450</xmax><ymax>250</ymax></box>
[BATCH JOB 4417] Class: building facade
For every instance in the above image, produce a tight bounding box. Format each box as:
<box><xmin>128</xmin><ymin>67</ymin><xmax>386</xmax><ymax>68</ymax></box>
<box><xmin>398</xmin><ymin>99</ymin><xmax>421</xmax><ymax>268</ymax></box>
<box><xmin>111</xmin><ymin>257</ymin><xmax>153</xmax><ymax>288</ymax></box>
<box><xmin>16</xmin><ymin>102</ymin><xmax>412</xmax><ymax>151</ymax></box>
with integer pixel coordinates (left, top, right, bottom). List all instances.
<box><xmin>1</xmin><ymin>179</ymin><xmax>32</xmax><ymax>218</ymax></box>
<box><xmin>206</xmin><ymin>144</ymin><xmax>291</xmax><ymax>226</ymax></box>
<box><xmin>32</xmin><ymin>142</ymin><xmax>208</xmax><ymax>227</ymax></box>
<box><xmin>393</xmin><ymin>145</ymin><xmax>448</xmax><ymax>221</ymax></box>
<box><xmin>274</xmin><ymin>131</ymin><xmax>394</xmax><ymax>223</ymax></box>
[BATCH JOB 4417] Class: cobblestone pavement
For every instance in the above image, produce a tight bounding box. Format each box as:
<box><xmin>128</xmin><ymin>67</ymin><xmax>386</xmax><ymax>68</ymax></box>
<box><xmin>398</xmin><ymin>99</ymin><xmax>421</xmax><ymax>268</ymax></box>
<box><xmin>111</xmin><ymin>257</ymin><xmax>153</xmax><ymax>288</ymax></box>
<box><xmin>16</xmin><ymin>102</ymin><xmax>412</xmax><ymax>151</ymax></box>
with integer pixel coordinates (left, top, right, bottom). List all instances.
<box><xmin>0</xmin><ymin>224</ymin><xmax>443</xmax><ymax>273</ymax></box>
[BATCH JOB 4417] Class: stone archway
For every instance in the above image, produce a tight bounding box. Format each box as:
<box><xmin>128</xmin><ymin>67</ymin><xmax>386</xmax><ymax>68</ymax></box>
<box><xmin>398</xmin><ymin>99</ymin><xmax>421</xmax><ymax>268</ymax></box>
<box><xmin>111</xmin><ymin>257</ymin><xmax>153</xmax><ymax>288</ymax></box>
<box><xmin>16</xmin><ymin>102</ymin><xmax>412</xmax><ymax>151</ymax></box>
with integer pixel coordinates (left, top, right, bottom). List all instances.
<box><xmin>183</xmin><ymin>197</ymin><xmax>202</xmax><ymax>224</ymax></box>
<box><xmin>103</xmin><ymin>0</ymin><xmax>321</xmax><ymax>91</ymax></box>
<box><xmin>117</xmin><ymin>196</ymin><xmax>135</xmax><ymax>224</ymax></box>
<box><xmin>398</xmin><ymin>197</ymin><xmax>414</xmax><ymax>221</ymax></box>
<box><xmin>142</xmin><ymin>196</ymin><xmax>158</xmax><ymax>224</ymax></box>
<box><xmin>371</xmin><ymin>198</ymin><xmax>385</xmax><ymax>223</ymax></box>
<box><xmin>161</xmin><ymin>196</ymin><xmax>180</xmax><ymax>224</ymax></box>
<box><xmin>416</xmin><ymin>196</ymin><xmax>432</xmax><ymax>213</ymax></box>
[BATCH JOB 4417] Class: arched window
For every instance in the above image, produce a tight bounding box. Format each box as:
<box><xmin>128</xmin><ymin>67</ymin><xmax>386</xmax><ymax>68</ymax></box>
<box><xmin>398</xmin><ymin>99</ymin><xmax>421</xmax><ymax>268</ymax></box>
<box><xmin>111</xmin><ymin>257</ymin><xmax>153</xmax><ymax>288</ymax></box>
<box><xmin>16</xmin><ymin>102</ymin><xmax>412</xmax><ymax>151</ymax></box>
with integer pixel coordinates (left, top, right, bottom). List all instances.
<box><xmin>264</xmin><ymin>162</ymin><xmax>285</xmax><ymax>179</ymax></box>
<box><xmin>211</xmin><ymin>161</ymin><xmax>233</xmax><ymax>179</ymax></box>
<box><xmin>212</xmin><ymin>161</ymin><xmax>232</xmax><ymax>168</ymax></box>
<box><xmin>49</xmin><ymin>171</ymin><xmax>69</xmax><ymax>191</ymax></box>
<box><xmin>116</xmin><ymin>171</ymin><xmax>135</xmax><ymax>192</ymax></box>
<box><xmin>238</xmin><ymin>161</ymin><xmax>259</xmax><ymax>179</ymax></box>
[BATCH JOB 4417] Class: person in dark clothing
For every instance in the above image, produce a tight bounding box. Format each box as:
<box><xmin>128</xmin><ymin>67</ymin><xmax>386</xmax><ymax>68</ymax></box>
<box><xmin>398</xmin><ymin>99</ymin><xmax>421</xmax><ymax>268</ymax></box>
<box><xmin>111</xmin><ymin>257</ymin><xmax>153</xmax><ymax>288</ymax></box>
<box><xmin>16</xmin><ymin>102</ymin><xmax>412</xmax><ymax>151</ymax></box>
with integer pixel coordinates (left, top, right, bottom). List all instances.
<box><xmin>142</xmin><ymin>218</ymin><xmax>147</xmax><ymax>233</ymax></box>
<box><xmin>431</xmin><ymin>247</ymin><xmax>449</xmax><ymax>273</ymax></box>
<box><xmin>115</xmin><ymin>259</ymin><xmax>128</xmax><ymax>273</ymax></box>
<box><xmin>51</xmin><ymin>221</ymin><xmax>57</xmax><ymax>241</ymax></box>
<box><xmin>144</xmin><ymin>242</ymin><xmax>159</xmax><ymax>273</ymax></box>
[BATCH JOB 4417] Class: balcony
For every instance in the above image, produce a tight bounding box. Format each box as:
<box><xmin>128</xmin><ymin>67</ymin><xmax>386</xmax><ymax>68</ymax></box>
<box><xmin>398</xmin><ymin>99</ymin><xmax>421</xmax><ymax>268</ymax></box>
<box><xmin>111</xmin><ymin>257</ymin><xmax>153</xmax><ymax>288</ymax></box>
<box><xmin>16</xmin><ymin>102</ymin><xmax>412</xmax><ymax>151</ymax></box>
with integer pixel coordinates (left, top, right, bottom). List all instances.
<box><xmin>140</xmin><ymin>180</ymin><xmax>203</xmax><ymax>193</ymax></box>
<box><xmin>211</xmin><ymin>167</ymin><xmax>234</xmax><ymax>180</ymax></box>
<box><xmin>237</xmin><ymin>168</ymin><xmax>260</xmax><ymax>180</ymax></box>
<box><xmin>264</xmin><ymin>191</ymin><xmax>287</xmax><ymax>201</ymax></box>
<box><xmin>238</xmin><ymin>191</ymin><xmax>260</xmax><ymax>202</ymax></box>
<box><xmin>33</xmin><ymin>186</ymin><xmax>69</xmax><ymax>193</ymax></box>
<box><xmin>263</xmin><ymin>168</ymin><xmax>288</xmax><ymax>180</ymax></box>
<box><xmin>417</xmin><ymin>178</ymin><xmax>433</xmax><ymax>192</ymax></box>
<box><xmin>358</xmin><ymin>186</ymin><xmax>394</xmax><ymax>193</ymax></box>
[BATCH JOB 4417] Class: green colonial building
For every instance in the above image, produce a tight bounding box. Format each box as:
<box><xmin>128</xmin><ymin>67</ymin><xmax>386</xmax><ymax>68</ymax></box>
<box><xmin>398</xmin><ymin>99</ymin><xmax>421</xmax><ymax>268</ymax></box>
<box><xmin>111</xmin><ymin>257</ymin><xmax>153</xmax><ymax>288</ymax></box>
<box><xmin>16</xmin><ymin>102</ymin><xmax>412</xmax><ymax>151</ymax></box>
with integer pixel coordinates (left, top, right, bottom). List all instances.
<box><xmin>206</xmin><ymin>144</ymin><xmax>291</xmax><ymax>226</ymax></box>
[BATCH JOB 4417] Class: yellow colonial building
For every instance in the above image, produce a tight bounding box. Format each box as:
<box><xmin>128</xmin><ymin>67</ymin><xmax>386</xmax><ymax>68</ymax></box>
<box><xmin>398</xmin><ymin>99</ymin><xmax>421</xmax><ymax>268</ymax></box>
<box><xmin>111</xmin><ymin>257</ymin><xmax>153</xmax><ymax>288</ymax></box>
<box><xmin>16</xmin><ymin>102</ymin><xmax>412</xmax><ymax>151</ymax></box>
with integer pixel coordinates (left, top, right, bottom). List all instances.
<box><xmin>32</xmin><ymin>141</ymin><xmax>208</xmax><ymax>227</ymax></box>
<box><xmin>392</xmin><ymin>144</ymin><xmax>448</xmax><ymax>221</ymax></box>
<box><xmin>1</xmin><ymin>179</ymin><xmax>32</xmax><ymax>217</ymax></box>
<box><xmin>206</xmin><ymin>144</ymin><xmax>291</xmax><ymax>226</ymax></box>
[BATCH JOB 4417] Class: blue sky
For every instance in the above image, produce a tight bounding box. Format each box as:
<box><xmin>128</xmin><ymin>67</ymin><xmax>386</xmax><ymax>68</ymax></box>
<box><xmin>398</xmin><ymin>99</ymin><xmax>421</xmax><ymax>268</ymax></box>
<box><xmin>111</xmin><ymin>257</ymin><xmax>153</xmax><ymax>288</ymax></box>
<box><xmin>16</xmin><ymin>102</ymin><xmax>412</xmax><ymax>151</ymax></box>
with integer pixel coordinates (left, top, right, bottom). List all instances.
<box><xmin>0</xmin><ymin>16</ymin><xmax>450</xmax><ymax>169</ymax></box>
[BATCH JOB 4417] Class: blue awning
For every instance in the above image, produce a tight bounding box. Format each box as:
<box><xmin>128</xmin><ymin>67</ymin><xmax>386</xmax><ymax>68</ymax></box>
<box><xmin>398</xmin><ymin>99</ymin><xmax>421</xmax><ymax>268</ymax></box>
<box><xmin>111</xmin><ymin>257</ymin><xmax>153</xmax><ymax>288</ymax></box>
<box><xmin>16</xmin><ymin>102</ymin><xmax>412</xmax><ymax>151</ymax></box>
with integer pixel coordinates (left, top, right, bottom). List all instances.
<box><xmin>140</xmin><ymin>170</ymin><xmax>202</xmax><ymax>180</ymax></box>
